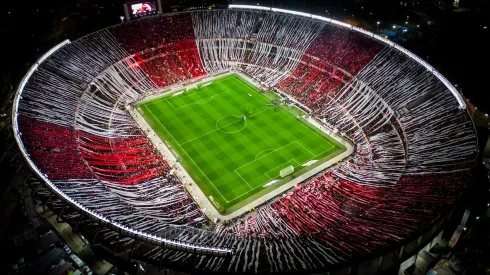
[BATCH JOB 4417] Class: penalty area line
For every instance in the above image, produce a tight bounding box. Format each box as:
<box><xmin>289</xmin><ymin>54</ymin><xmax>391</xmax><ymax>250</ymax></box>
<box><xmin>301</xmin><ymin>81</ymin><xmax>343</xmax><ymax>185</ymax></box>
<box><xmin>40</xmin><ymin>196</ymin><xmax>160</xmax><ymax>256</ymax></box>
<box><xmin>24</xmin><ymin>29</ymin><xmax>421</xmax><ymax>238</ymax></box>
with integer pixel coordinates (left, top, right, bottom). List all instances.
<box><xmin>235</xmin><ymin>170</ymin><xmax>254</xmax><ymax>190</ymax></box>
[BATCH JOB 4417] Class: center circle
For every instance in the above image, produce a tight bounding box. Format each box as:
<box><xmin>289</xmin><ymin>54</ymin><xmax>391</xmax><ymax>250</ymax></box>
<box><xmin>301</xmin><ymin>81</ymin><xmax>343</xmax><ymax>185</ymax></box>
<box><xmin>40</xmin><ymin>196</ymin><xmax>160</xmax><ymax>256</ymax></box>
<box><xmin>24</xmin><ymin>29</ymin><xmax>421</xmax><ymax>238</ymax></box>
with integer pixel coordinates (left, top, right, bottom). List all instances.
<box><xmin>216</xmin><ymin>115</ymin><xmax>247</xmax><ymax>133</ymax></box>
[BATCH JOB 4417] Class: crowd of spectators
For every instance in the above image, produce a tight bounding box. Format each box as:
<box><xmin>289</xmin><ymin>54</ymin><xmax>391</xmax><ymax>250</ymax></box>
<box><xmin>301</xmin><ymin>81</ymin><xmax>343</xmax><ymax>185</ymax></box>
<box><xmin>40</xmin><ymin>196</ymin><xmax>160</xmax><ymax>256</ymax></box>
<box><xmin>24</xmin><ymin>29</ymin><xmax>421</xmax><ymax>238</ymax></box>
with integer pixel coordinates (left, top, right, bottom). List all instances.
<box><xmin>109</xmin><ymin>13</ymin><xmax>195</xmax><ymax>53</ymax></box>
<box><xmin>14</xmin><ymin>9</ymin><xmax>478</xmax><ymax>274</ymax></box>
<box><xmin>135</xmin><ymin>41</ymin><xmax>205</xmax><ymax>88</ymax></box>
<box><xmin>276</xmin><ymin>54</ymin><xmax>350</xmax><ymax>105</ymax></box>
<box><xmin>18</xmin><ymin>116</ymin><xmax>94</xmax><ymax>180</ymax></box>
<box><xmin>306</xmin><ymin>24</ymin><xmax>384</xmax><ymax>75</ymax></box>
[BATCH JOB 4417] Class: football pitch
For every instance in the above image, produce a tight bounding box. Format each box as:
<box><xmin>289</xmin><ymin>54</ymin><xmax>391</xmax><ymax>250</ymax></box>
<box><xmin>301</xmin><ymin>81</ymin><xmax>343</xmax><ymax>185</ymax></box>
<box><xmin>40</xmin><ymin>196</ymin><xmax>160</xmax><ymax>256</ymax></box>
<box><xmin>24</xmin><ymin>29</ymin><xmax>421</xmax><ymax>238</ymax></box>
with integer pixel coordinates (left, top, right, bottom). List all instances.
<box><xmin>137</xmin><ymin>74</ymin><xmax>346</xmax><ymax>213</ymax></box>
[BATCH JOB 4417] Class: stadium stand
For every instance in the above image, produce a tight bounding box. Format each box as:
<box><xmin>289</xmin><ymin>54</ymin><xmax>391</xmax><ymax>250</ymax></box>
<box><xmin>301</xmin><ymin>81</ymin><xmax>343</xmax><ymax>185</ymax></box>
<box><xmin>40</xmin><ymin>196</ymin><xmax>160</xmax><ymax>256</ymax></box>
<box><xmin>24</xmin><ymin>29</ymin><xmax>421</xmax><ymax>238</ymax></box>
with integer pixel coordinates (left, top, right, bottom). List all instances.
<box><xmin>109</xmin><ymin>13</ymin><xmax>196</xmax><ymax>53</ymax></box>
<box><xmin>13</xmin><ymin>8</ymin><xmax>477</xmax><ymax>273</ymax></box>
<box><xmin>194</xmin><ymin>10</ymin><xmax>325</xmax><ymax>85</ymax></box>
<box><xmin>134</xmin><ymin>41</ymin><xmax>205</xmax><ymax>87</ymax></box>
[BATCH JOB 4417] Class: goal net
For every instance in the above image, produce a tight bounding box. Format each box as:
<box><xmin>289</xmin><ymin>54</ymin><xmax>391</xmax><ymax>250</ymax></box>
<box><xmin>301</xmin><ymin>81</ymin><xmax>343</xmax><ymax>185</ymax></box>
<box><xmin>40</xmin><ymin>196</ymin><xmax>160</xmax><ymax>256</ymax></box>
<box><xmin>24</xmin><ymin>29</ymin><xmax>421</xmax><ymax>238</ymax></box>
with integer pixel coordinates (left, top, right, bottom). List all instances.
<box><xmin>279</xmin><ymin>165</ymin><xmax>294</xmax><ymax>178</ymax></box>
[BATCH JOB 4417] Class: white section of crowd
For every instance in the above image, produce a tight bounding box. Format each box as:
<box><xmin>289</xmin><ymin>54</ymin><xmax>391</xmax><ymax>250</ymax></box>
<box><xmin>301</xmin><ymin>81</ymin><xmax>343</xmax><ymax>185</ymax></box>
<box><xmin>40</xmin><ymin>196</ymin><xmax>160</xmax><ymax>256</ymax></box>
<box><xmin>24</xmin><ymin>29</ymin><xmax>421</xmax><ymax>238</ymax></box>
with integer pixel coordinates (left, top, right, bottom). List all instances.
<box><xmin>19</xmin><ymin>68</ymin><xmax>84</xmax><ymax>127</ymax></box>
<box><xmin>193</xmin><ymin>10</ymin><xmax>258</xmax><ymax>39</ymax></box>
<box><xmin>45</xmin><ymin>30</ymin><xmax>128</xmax><ymax>83</ymax></box>
<box><xmin>193</xmin><ymin>10</ymin><xmax>324</xmax><ymax>86</ymax></box>
<box><xmin>75</xmin><ymin>56</ymin><xmax>157</xmax><ymax>137</ymax></box>
<box><xmin>400</xmin><ymin>92</ymin><xmax>476</xmax><ymax>173</ymax></box>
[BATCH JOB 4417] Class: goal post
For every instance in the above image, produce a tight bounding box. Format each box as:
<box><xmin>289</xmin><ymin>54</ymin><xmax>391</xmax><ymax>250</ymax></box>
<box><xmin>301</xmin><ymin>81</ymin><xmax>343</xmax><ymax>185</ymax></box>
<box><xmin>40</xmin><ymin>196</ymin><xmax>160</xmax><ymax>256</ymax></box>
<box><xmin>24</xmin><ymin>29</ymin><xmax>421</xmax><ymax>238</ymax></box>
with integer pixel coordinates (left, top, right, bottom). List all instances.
<box><xmin>279</xmin><ymin>165</ymin><xmax>294</xmax><ymax>178</ymax></box>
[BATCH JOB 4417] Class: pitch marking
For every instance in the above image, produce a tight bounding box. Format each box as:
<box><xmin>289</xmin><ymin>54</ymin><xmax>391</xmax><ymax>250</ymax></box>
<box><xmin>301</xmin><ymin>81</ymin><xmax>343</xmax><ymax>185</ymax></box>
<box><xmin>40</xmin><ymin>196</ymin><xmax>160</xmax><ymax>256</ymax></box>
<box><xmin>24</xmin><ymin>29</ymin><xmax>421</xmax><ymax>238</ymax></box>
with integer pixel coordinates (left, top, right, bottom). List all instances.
<box><xmin>255</xmin><ymin>149</ymin><xmax>275</xmax><ymax>160</ymax></box>
<box><xmin>179</xmin><ymin>108</ymin><xmax>270</xmax><ymax>146</ymax></box>
<box><xmin>233</xmin><ymin>141</ymin><xmax>299</xmax><ymax>173</ymax></box>
<box><xmin>294</xmin><ymin>141</ymin><xmax>316</xmax><ymax>158</ymax></box>
<box><xmin>215</xmin><ymin>115</ymin><xmax>247</xmax><ymax>134</ymax></box>
<box><xmin>166</xmin><ymin>90</ymin><xmax>228</xmax><ymax>110</ymax></box>
<box><xmin>233</xmin><ymin>76</ymin><xmax>337</xmax><ymax>153</ymax></box>
<box><xmin>235</xmin><ymin>170</ymin><xmax>254</xmax><ymax>190</ymax></box>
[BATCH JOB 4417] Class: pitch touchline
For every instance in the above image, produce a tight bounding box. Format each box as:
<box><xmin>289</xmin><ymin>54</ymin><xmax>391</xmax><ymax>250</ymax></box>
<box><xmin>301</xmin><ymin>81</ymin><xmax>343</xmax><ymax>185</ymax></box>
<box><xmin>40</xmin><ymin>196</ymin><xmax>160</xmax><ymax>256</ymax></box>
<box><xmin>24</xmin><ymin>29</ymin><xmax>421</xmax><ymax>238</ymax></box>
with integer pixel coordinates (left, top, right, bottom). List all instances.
<box><xmin>145</xmin><ymin>106</ymin><xmax>231</xmax><ymax>203</ymax></box>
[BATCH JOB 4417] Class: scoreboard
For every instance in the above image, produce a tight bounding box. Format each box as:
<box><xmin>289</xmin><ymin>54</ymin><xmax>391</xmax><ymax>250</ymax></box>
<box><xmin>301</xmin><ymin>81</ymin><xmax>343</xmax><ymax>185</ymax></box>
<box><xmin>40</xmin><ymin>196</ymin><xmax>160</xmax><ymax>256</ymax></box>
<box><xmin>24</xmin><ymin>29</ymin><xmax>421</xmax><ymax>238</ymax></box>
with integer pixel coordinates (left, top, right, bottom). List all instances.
<box><xmin>124</xmin><ymin>0</ymin><xmax>161</xmax><ymax>20</ymax></box>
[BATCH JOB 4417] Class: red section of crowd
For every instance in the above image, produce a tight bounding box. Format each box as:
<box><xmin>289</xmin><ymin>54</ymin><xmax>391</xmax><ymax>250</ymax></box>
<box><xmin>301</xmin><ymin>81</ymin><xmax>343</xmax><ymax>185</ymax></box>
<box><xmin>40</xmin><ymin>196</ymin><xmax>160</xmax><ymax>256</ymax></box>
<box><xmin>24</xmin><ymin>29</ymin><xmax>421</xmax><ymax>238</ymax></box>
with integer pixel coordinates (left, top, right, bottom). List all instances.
<box><xmin>306</xmin><ymin>25</ymin><xmax>384</xmax><ymax>75</ymax></box>
<box><xmin>276</xmin><ymin>54</ymin><xmax>350</xmax><ymax>106</ymax></box>
<box><xmin>109</xmin><ymin>14</ymin><xmax>196</xmax><ymax>53</ymax></box>
<box><xmin>134</xmin><ymin>41</ymin><xmax>206</xmax><ymax>88</ymax></box>
<box><xmin>269</xmin><ymin>171</ymin><xmax>467</xmax><ymax>257</ymax></box>
<box><xmin>17</xmin><ymin>116</ymin><xmax>95</xmax><ymax>180</ymax></box>
<box><xmin>77</xmin><ymin>131</ymin><xmax>169</xmax><ymax>185</ymax></box>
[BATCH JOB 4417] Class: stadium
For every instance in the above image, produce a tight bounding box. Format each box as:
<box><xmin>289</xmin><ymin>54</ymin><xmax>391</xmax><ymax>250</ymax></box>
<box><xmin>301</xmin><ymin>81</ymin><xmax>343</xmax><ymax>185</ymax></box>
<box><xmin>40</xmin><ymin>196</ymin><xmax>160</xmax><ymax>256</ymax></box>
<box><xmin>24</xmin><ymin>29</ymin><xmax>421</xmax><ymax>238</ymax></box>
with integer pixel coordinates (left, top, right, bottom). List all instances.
<box><xmin>12</xmin><ymin>4</ymin><xmax>478</xmax><ymax>274</ymax></box>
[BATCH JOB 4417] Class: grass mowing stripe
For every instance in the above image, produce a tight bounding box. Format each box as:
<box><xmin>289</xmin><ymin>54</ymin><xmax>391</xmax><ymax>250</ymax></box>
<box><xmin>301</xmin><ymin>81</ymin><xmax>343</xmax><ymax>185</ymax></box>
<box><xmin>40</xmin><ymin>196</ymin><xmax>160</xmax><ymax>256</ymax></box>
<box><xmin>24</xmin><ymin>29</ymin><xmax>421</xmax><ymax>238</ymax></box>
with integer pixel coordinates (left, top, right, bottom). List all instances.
<box><xmin>280</xmin><ymin>108</ymin><xmax>336</xmax><ymax>150</ymax></box>
<box><xmin>233</xmin><ymin>141</ymin><xmax>301</xmax><ymax>173</ymax></box>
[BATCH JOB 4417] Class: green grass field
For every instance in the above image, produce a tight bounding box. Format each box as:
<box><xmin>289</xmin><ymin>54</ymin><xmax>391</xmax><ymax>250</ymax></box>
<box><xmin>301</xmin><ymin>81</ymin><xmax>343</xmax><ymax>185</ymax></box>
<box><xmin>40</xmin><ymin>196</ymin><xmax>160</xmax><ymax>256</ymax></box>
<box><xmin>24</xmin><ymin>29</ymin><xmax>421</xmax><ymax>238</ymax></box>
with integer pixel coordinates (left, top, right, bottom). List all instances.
<box><xmin>137</xmin><ymin>74</ymin><xmax>346</xmax><ymax>213</ymax></box>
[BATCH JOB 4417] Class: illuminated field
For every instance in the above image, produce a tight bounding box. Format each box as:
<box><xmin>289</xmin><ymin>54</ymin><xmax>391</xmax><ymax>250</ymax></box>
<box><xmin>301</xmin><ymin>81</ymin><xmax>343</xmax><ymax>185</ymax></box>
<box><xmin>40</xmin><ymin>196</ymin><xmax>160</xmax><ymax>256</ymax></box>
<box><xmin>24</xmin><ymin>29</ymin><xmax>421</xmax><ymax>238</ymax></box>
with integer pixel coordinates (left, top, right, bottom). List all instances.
<box><xmin>137</xmin><ymin>74</ymin><xmax>346</xmax><ymax>213</ymax></box>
